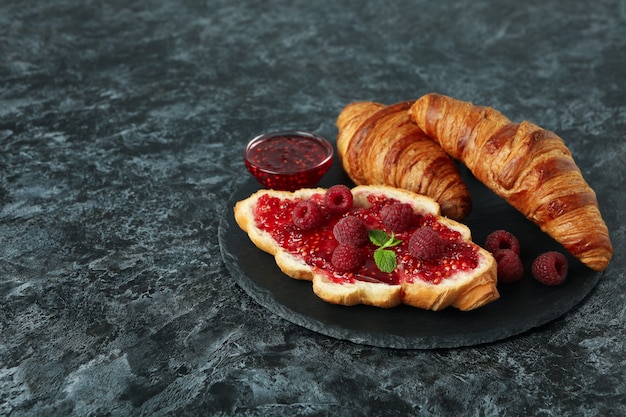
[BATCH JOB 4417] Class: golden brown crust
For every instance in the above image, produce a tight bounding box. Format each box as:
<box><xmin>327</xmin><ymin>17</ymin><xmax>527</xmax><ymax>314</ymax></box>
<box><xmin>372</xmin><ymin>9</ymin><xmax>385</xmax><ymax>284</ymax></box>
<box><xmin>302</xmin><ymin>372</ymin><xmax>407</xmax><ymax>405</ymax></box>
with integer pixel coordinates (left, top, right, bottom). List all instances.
<box><xmin>312</xmin><ymin>274</ymin><xmax>404</xmax><ymax>308</ymax></box>
<box><xmin>234</xmin><ymin>185</ymin><xmax>499</xmax><ymax>311</ymax></box>
<box><xmin>409</xmin><ymin>93</ymin><xmax>613</xmax><ymax>271</ymax></box>
<box><xmin>336</xmin><ymin>101</ymin><xmax>472</xmax><ymax>221</ymax></box>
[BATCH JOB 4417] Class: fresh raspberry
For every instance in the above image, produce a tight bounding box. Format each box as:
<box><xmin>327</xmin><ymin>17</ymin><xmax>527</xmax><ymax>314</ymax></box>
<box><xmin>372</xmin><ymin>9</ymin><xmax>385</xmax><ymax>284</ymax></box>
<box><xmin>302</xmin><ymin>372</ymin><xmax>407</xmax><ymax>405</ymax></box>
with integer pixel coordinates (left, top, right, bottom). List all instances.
<box><xmin>292</xmin><ymin>200</ymin><xmax>324</xmax><ymax>230</ymax></box>
<box><xmin>324</xmin><ymin>185</ymin><xmax>353</xmax><ymax>214</ymax></box>
<box><xmin>333</xmin><ymin>216</ymin><xmax>369</xmax><ymax>247</ymax></box>
<box><xmin>408</xmin><ymin>227</ymin><xmax>445</xmax><ymax>260</ymax></box>
<box><xmin>532</xmin><ymin>251</ymin><xmax>568</xmax><ymax>286</ymax></box>
<box><xmin>485</xmin><ymin>229</ymin><xmax>521</xmax><ymax>256</ymax></box>
<box><xmin>381</xmin><ymin>203</ymin><xmax>414</xmax><ymax>233</ymax></box>
<box><xmin>331</xmin><ymin>244</ymin><xmax>363</xmax><ymax>272</ymax></box>
<box><xmin>494</xmin><ymin>249</ymin><xmax>524</xmax><ymax>283</ymax></box>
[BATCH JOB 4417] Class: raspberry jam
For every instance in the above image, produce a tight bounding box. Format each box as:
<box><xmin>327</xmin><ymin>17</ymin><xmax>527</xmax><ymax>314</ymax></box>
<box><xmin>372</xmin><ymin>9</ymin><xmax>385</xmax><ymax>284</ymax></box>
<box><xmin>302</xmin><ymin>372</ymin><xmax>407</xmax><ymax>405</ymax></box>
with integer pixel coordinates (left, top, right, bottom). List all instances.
<box><xmin>244</xmin><ymin>131</ymin><xmax>333</xmax><ymax>191</ymax></box>
<box><xmin>253</xmin><ymin>192</ymin><xmax>480</xmax><ymax>285</ymax></box>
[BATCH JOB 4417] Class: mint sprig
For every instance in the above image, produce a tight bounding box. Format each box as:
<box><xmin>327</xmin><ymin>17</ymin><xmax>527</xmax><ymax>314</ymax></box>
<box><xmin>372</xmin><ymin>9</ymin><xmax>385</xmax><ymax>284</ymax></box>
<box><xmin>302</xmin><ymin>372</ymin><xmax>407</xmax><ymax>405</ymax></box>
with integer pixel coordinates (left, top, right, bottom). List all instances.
<box><xmin>368</xmin><ymin>229</ymin><xmax>402</xmax><ymax>273</ymax></box>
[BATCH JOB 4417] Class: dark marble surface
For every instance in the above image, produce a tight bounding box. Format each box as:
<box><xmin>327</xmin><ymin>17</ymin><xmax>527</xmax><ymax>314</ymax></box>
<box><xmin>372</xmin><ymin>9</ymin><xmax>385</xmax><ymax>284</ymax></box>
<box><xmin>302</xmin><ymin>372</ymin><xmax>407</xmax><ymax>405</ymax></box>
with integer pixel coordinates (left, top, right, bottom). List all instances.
<box><xmin>1</xmin><ymin>0</ymin><xmax>625</xmax><ymax>416</ymax></box>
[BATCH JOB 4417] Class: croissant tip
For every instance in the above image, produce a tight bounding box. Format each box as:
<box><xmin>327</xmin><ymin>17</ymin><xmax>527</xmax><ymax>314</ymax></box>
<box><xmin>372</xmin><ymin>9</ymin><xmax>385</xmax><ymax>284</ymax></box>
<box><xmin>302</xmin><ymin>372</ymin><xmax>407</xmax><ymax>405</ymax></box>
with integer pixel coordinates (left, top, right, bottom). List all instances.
<box><xmin>586</xmin><ymin>256</ymin><xmax>612</xmax><ymax>272</ymax></box>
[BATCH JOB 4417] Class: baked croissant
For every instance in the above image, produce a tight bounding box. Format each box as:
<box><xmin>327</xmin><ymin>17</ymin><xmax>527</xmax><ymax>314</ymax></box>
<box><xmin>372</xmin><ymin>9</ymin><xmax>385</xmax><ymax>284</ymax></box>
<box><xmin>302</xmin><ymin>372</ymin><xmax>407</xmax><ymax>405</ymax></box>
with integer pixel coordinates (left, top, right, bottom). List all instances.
<box><xmin>336</xmin><ymin>100</ymin><xmax>472</xmax><ymax>220</ymax></box>
<box><xmin>408</xmin><ymin>93</ymin><xmax>613</xmax><ymax>271</ymax></box>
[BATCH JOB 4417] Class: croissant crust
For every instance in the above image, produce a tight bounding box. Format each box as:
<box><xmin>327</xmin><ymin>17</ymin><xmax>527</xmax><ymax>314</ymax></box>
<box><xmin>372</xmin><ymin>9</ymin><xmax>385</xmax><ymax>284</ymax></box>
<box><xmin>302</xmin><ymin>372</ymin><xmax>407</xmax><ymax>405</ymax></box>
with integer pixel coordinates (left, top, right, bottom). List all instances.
<box><xmin>336</xmin><ymin>100</ymin><xmax>472</xmax><ymax>221</ymax></box>
<box><xmin>408</xmin><ymin>93</ymin><xmax>613</xmax><ymax>271</ymax></box>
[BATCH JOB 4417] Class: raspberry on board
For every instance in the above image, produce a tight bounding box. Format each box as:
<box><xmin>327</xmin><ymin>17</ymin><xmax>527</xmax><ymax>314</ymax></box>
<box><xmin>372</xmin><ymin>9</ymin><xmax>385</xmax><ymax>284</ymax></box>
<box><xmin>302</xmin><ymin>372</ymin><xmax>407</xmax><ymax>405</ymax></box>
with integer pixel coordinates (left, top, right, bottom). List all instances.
<box><xmin>494</xmin><ymin>249</ymin><xmax>524</xmax><ymax>283</ymax></box>
<box><xmin>292</xmin><ymin>200</ymin><xmax>324</xmax><ymax>230</ymax></box>
<box><xmin>485</xmin><ymin>229</ymin><xmax>521</xmax><ymax>256</ymax></box>
<box><xmin>381</xmin><ymin>203</ymin><xmax>415</xmax><ymax>233</ymax></box>
<box><xmin>333</xmin><ymin>216</ymin><xmax>369</xmax><ymax>247</ymax></box>
<box><xmin>324</xmin><ymin>184</ymin><xmax>353</xmax><ymax>214</ymax></box>
<box><xmin>532</xmin><ymin>251</ymin><xmax>568</xmax><ymax>286</ymax></box>
<box><xmin>408</xmin><ymin>227</ymin><xmax>445</xmax><ymax>260</ymax></box>
<box><xmin>331</xmin><ymin>244</ymin><xmax>364</xmax><ymax>272</ymax></box>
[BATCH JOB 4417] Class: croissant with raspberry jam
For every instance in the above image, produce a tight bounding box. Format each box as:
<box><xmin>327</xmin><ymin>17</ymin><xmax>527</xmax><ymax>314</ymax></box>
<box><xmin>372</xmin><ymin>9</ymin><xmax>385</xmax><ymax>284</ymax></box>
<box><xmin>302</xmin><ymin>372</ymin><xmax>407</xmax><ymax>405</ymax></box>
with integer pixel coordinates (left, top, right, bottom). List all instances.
<box><xmin>336</xmin><ymin>100</ymin><xmax>472</xmax><ymax>221</ymax></box>
<box><xmin>408</xmin><ymin>93</ymin><xmax>613</xmax><ymax>271</ymax></box>
<box><xmin>234</xmin><ymin>185</ymin><xmax>498</xmax><ymax>311</ymax></box>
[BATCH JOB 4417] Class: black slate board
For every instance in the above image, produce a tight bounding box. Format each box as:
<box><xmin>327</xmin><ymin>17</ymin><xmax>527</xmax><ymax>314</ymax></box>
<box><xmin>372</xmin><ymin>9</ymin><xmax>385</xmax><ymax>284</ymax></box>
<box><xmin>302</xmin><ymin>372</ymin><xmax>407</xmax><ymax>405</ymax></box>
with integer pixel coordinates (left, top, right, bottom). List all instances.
<box><xmin>218</xmin><ymin>159</ymin><xmax>602</xmax><ymax>349</ymax></box>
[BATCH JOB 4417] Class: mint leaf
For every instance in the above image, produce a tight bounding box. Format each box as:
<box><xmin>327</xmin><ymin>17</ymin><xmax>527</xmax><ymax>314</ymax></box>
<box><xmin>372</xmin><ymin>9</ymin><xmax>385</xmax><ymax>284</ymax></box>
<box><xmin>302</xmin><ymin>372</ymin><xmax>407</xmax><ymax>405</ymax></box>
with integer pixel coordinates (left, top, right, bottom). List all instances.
<box><xmin>374</xmin><ymin>249</ymin><xmax>397</xmax><ymax>273</ymax></box>
<box><xmin>383</xmin><ymin>234</ymin><xmax>402</xmax><ymax>248</ymax></box>
<box><xmin>368</xmin><ymin>229</ymin><xmax>390</xmax><ymax>247</ymax></box>
<box><xmin>369</xmin><ymin>229</ymin><xmax>401</xmax><ymax>249</ymax></box>
<box><xmin>368</xmin><ymin>229</ymin><xmax>402</xmax><ymax>273</ymax></box>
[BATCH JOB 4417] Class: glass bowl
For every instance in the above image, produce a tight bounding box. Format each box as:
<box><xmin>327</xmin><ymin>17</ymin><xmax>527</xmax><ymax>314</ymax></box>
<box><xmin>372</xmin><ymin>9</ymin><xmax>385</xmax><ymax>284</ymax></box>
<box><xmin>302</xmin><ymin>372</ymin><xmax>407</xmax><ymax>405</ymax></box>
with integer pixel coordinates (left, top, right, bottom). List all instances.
<box><xmin>244</xmin><ymin>130</ymin><xmax>334</xmax><ymax>191</ymax></box>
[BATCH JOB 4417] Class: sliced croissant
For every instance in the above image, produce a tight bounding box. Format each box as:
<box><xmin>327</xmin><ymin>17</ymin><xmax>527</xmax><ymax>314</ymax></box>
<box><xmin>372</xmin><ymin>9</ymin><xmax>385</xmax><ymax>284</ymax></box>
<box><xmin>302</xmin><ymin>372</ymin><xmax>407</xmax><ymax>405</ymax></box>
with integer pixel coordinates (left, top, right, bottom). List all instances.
<box><xmin>234</xmin><ymin>185</ymin><xmax>498</xmax><ymax>311</ymax></box>
<box><xmin>336</xmin><ymin>100</ymin><xmax>472</xmax><ymax>221</ymax></box>
<box><xmin>408</xmin><ymin>93</ymin><xmax>613</xmax><ymax>271</ymax></box>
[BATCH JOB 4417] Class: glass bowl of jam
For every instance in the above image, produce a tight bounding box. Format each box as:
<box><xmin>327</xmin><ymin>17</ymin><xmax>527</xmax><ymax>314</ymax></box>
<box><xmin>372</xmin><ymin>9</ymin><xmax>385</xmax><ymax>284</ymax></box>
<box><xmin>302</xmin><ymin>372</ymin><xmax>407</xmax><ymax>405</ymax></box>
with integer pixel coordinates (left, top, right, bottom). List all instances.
<box><xmin>244</xmin><ymin>130</ymin><xmax>334</xmax><ymax>191</ymax></box>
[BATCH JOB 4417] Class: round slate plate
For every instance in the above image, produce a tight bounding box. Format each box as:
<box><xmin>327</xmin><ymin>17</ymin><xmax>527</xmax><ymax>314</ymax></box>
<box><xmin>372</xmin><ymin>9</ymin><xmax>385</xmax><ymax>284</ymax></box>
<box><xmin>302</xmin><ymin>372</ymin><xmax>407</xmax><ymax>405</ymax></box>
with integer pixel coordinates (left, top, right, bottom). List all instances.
<box><xmin>218</xmin><ymin>159</ymin><xmax>602</xmax><ymax>349</ymax></box>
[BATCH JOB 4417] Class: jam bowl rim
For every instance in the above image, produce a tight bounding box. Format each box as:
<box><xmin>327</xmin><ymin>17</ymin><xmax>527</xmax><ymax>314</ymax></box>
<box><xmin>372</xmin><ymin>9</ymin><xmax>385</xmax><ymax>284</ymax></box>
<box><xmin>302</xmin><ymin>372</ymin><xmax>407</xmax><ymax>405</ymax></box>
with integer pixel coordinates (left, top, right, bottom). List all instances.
<box><xmin>244</xmin><ymin>130</ymin><xmax>334</xmax><ymax>176</ymax></box>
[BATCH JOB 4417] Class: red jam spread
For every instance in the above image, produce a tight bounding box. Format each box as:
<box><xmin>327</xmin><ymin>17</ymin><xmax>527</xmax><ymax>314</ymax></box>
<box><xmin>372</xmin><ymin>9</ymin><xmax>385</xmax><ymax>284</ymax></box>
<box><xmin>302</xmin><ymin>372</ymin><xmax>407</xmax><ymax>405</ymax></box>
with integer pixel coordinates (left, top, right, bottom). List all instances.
<box><xmin>244</xmin><ymin>133</ymin><xmax>333</xmax><ymax>191</ymax></box>
<box><xmin>253</xmin><ymin>192</ymin><xmax>480</xmax><ymax>285</ymax></box>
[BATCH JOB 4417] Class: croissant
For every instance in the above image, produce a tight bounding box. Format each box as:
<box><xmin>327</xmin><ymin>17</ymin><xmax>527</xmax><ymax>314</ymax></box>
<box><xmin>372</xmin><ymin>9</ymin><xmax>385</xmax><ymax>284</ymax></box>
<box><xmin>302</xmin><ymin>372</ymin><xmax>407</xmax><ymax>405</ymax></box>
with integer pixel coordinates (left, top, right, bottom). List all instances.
<box><xmin>336</xmin><ymin>100</ymin><xmax>472</xmax><ymax>220</ymax></box>
<box><xmin>408</xmin><ymin>93</ymin><xmax>613</xmax><ymax>271</ymax></box>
